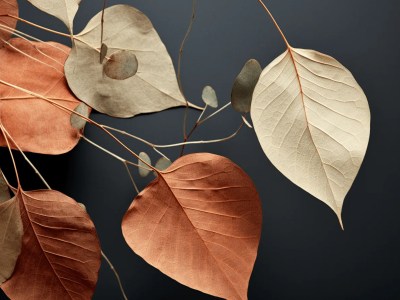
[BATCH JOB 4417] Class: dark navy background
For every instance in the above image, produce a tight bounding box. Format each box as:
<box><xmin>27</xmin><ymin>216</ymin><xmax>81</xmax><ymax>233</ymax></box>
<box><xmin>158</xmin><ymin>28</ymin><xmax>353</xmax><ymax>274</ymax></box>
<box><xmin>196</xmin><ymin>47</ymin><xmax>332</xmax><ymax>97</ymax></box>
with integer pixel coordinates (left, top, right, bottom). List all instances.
<box><xmin>1</xmin><ymin>0</ymin><xmax>400</xmax><ymax>299</ymax></box>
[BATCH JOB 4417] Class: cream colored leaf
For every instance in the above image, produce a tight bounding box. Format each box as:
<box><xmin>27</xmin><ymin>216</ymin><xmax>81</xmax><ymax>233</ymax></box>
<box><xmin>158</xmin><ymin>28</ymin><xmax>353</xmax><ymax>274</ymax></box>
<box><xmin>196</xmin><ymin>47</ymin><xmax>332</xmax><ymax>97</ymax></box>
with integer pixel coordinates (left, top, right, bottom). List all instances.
<box><xmin>0</xmin><ymin>196</ymin><xmax>23</xmax><ymax>284</ymax></box>
<box><xmin>251</xmin><ymin>48</ymin><xmax>370</xmax><ymax>226</ymax></box>
<box><xmin>154</xmin><ymin>157</ymin><xmax>172</xmax><ymax>171</ymax></box>
<box><xmin>65</xmin><ymin>5</ymin><xmax>194</xmax><ymax>118</ymax></box>
<box><xmin>138</xmin><ymin>152</ymin><xmax>151</xmax><ymax>177</ymax></box>
<box><xmin>28</xmin><ymin>0</ymin><xmax>81</xmax><ymax>33</ymax></box>
<box><xmin>70</xmin><ymin>102</ymin><xmax>89</xmax><ymax>130</ymax></box>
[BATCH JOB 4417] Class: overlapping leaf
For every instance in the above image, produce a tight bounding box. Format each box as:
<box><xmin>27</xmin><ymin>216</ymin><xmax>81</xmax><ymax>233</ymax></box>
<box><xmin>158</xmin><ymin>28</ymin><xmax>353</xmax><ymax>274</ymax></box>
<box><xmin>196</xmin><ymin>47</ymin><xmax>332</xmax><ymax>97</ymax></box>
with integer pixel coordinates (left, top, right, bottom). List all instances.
<box><xmin>65</xmin><ymin>5</ymin><xmax>194</xmax><ymax>118</ymax></box>
<box><xmin>0</xmin><ymin>38</ymin><xmax>87</xmax><ymax>154</ymax></box>
<box><xmin>27</xmin><ymin>0</ymin><xmax>81</xmax><ymax>33</ymax></box>
<box><xmin>0</xmin><ymin>0</ymin><xmax>18</xmax><ymax>48</ymax></box>
<box><xmin>251</xmin><ymin>48</ymin><xmax>370</xmax><ymax>226</ymax></box>
<box><xmin>0</xmin><ymin>195</ymin><xmax>22</xmax><ymax>284</ymax></box>
<box><xmin>122</xmin><ymin>153</ymin><xmax>262</xmax><ymax>300</ymax></box>
<box><xmin>1</xmin><ymin>190</ymin><xmax>101</xmax><ymax>300</ymax></box>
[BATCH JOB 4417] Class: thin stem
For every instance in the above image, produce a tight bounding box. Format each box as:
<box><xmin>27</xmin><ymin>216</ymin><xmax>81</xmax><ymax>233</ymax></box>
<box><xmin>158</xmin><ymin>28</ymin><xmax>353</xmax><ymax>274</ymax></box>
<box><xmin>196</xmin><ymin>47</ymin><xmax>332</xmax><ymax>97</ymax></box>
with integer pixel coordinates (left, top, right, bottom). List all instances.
<box><xmin>123</xmin><ymin>162</ymin><xmax>139</xmax><ymax>194</ymax></box>
<box><xmin>81</xmin><ymin>135</ymin><xmax>126</xmax><ymax>164</ymax></box>
<box><xmin>101</xmin><ymin>251</ymin><xmax>128</xmax><ymax>300</ymax></box>
<box><xmin>0</xmin><ymin>78</ymin><xmax>155</xmax><ymax>172</ymax></box>
<box><xmin>198</xmin><ymin>102</ymin><xmax>231</xmax><ymax>125</ymax></box>
<box><xmin>158</xmin><ymin>122</ymin><xmax>244</xmax><ymax>148</ymax></box>
<box><xmin>256</xmin><ymin>0</ymin><xmax>290</xmax><ymax>48</ymax></box>
<box><xmin>196</xmin><ymin>105</ymin><xmax>207</xmax><ymax>123</ymax></box>
<box><xmin>2</xmin><ymin>14</ymin><xmax>70</xmax><ymax>38</ymax></box>
<box><xmin>100</xmin><ymin>0</ymin><xmax>108</xmax><ymax>47</ymax></box>
<box><xmin>179</xmin><ymin>0</ymin><xmax>197</xmax><ymax>139</ymax></box>
<box><xmin>0</xmin><ymin>126</ymin><xmax>20</xmax><ymax>187</ymax></box>
<box><xmin>1</xmin><ymin>125</ymin><xmax>51</xmax><ymax>189</ymax></box>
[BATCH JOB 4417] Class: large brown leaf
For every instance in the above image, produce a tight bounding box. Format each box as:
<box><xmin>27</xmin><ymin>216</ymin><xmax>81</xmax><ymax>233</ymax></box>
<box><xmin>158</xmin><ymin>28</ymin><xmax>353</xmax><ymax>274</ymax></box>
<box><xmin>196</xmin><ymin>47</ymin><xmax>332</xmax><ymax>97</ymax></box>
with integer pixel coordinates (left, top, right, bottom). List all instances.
<box><xmin>0</xmin><ymin>195</ymin><xmax>23</xmax><ymax>284</ymax></box>
<box><xmin>1</xmin><ymin>190</ymin><xmax>101</xmax><ymax>300</ymax></box>
<box><xmin>122</xmin><ymin>153</ymin><xmax>262</xmax><ymax>300</ymax></box>
<box><xmin>251</xmin><ymin>48</ymin><xmax>370</xmax><ymax>227</ymax></box>
<box><xmin>0</xmin><ymin>0</ymin><xmax>18</xmax><ymax>48</ymax></box>
<box><xmin>0</xmin><ymin>38</ymin><xmax>85</xmax><ymax>154</ymax></box>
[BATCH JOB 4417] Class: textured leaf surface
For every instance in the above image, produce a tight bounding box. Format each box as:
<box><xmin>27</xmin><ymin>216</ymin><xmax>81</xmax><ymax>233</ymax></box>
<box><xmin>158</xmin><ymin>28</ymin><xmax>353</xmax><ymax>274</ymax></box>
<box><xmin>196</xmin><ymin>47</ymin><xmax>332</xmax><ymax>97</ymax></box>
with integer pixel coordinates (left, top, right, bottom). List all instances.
<box><xmin>65</xmin><ymin>5</ymin><xmax>189</xmax><ymax>118</ymax></box>
<box><xmin>0</xmin><ymin>170</ymin><xmax>10</xmax><ymax>203</ymax></box>
<box><xmin>251</xmin><ymin>48</ymin><xmax>370</xmax><ymax>225</ymax></box>
<box><xmin>28</xmin><ymin>0</ymin><xmax>80</xmax><ymax>32</ymax></box>
<box><xmin>1</xmin><ymin>190</ymin><xmax>101</xmax><ymax>300</ymax></box>
<box><xmin>122</xmin><ymin>153</ymin><xmax>262</xmax><ymax>300</ymax></box>
<box><xmin>0</xmin><ymin>196</ymin><xmax>22</xmax><ymax>284</ymax></box>
<box><xmin>0</xmin><ymin>0</ymin><xmax>18</xmax><ymax>47</ymax></box>
<box><xmin>0</xmin><ymin>38</ymin><xmax>85</xmax><ymax>154</ymax></box>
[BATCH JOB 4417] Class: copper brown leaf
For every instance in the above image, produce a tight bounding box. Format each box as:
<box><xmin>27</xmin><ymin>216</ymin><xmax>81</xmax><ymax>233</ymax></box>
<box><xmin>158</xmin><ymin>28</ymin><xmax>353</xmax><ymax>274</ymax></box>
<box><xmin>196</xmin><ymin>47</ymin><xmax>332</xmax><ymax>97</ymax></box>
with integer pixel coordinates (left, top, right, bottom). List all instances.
<box><xmin>0</xmin><ymin>195</ymin><xmax>23</xmax><ymax>284</ymax></box>
<box><xmin>0</xmin><ymin>38</ymin><xmax>87</xmax><ymax>154</ymax></box>
<box><xmin>122</xmin><ymin>153</ymin><xmax>262</xmax><ymax>300</ymax></box>
<box><xmin>0</xmin><ymin>0</ymin><xmax>18</xmax><ymax>48</ymax></box>
<box><xmin>1</xmin><ymin>190</ymin><xmax>101</xmax><ymax>300</ymax></box>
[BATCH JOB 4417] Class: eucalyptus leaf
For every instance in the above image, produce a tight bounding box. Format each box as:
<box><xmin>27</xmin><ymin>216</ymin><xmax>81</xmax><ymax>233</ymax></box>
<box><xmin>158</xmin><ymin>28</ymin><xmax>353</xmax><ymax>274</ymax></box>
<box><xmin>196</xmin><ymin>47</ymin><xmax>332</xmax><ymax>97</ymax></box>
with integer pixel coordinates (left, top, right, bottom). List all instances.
<box><xmin>231</xmin><ymin>59</ymin><xmax>262</xmax><ymax>113</ymax></box>
<box><xmin>155</xmin><ymin>157</ymin><xmax>172</xmax><ymax>171</ymax></box>
<box><xmin>65</xmin><ymin>5</ymin><xmax>197</xmax><ymax>118</ymax></box>
<box><xmin>104</xmin><ymin>50</ymin><xmax>138</xmax><ymax>80</ymax></box>
<box><xmin>70</xmin><ymin>102</ymin><xmax>89</xmax><ymax>130</ymax></box>
<box><xmin>201</xmin><ymin>86</ymin><xmax>218</xmax><ymax>108</ymax></box>
<box><xmin>138</xmin><ymin>152</ymin><xmax>151</xmax><ymax>177</ymax></box>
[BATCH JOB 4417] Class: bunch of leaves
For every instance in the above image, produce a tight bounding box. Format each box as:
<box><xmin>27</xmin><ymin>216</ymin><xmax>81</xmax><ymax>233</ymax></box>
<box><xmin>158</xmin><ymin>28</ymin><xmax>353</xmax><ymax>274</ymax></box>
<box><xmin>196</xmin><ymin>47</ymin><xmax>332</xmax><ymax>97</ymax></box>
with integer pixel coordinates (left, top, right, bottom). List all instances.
<box><xmin>0</xmin><ymin>0</ymin><xmax>370</xmax><ymax>299</ymax></box>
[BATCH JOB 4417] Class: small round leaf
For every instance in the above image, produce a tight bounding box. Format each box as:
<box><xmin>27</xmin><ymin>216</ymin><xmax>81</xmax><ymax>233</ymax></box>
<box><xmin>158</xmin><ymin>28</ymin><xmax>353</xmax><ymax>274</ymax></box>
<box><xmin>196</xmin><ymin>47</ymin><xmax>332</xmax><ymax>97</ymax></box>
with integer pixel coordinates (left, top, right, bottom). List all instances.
<box><xmin>138</xmin><ymin>152</ymin><xmax>152</xmax><ymax>177</ymax></box>
<box><xmin>104</xmin><ymin>50</ymin><xmax>138</xmax><ymax>80</ymax></box>
<box><xmin>201</xmin><ymin>86</ymin><xmax>218</xmax><ymax>108</ymax></box>
<box><xmin>155</xmin><ymin>157</ymin><xmax>172</xmax><ymax>171</ymax></box>
<box><xmin>231</xmin><ymin>59</ymin><xmax>262</xmax><ymax>113</ymax></box>
<box><xmin>70</xmin><ymin>102</ymin><xmax>90</xmax><ymax>130</ymax></box>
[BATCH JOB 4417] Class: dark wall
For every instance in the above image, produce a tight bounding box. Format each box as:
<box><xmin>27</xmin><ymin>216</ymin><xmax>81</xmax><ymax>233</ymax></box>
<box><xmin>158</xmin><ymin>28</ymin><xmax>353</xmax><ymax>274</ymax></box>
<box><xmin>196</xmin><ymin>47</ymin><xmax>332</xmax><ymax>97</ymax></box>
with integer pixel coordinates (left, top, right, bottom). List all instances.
<box><xmin>1</xmin><ymin>0</ymin><xmax>400</xmax><ymax>299</ymax></box>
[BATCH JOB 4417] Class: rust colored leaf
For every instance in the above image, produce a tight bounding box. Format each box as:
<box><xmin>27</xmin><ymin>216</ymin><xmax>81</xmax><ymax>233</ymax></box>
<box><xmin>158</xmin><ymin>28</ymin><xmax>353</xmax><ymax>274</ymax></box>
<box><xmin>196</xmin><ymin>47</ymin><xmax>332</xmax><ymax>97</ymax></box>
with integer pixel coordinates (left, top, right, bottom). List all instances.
<box><xmin>122</xmin><ymin>153</ymin><xmax>262</xmax><ymax>300</ymax></box>
<box><xmin>0</xmin><ymin>38</ymin><xmax>87</xmax><ymax>154</ymax></box>
<box><xmin>1</xmin><ymin>189</ymin><xmax>101</xmax><ymax>300</ymax></box>
<box><xmin>0</xmin><ymin>0</ymin><xmax>18</xmax><ymax>48</ymax></box>
<box><xmin>0</xmin><ymin>195</ymin><xmax>23</xmax><ymax>284</ymax></box>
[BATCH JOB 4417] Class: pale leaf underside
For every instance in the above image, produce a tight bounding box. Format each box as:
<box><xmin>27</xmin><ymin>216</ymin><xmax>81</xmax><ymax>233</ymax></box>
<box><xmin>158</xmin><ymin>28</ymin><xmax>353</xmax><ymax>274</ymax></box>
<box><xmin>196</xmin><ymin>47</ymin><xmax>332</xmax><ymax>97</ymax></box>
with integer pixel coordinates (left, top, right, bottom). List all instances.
<box><xmin>251</xmin><ymin>48</ymin><xmax>370</xmax><ymax>225</ymax></box>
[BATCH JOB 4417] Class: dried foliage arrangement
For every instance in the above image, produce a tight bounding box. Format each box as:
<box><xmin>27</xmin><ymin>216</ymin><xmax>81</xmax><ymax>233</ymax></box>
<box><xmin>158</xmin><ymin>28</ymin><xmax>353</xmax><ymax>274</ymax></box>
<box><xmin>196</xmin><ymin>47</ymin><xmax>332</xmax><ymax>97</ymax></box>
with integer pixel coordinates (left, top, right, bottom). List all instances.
<box><xmin>0</xmin><ymin>0</ymin><xmax>370</xmax><ymax>299</ymax></box>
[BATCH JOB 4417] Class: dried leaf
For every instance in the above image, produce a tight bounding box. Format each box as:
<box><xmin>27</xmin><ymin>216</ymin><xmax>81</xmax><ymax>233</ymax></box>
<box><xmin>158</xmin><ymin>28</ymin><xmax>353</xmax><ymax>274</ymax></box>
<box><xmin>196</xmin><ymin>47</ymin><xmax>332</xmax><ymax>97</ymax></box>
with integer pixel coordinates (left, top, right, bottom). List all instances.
<box><xmin>70</xmin><ymin>102</ymin><xmax>89</xmax><ymax>130</ymax></box>
<box><xmin>27</xmin><ymin>0</ymin><xmax>81</xmax><ymax>33</ymax></box>
<box><xmin>122</xmin><ymin>153</ymin><xmax>262</xmax><ymax>300</ymax></box>
<box><xmin>154</xmin><ymin>157</ymin><xmax>172</xmax><ymax>171</ymax></box>
<box><xmin>65</xmin><ymin>5</ymin><xmax>191</xmax><ymax>118</ymax></box>
<box><xmin>0</xmin><ymin>0</ymin><xmax>18</xmax><ymax>48</ymax></box>
<box><xmin>0</xmin><ymin>38</ymin><xmax>86</xmax><ymax>154</ymax></box>
<box><xmin>1</xmin><ymin>190</ymin><xmax>101</xmax><ymax>299</ymax></box>
<box><xmin>251</xmin><ymin>48</ymin><xmax>370</xmax><ymax>226</ymax></box>
<box><xmin>201</xmin><ymin>86</ymin><xmax>218</xmax><ymax>108</ymax></box>
<box><xmin>0</xmin><ymin>196</ymin><xmax>23</xmax><ymax>284</ymax></box>
<box><xmin>0</xmin><ymin>169</ymin><xmax>11</xmax><ymax>203</ymax></box>
<box><xmin>104</xmin><ymin>50</ymin><xmax>138</xmax><ymax>80</ymax></box>
<box><xmin>231</xmin><ymin>59</ymin><xmax>262</xmax><ymax>113</ymax></box>
<box><xmin>138</xmin><ymin>152</ymin><xmax>151</xmax><ymax>177</ymax></box>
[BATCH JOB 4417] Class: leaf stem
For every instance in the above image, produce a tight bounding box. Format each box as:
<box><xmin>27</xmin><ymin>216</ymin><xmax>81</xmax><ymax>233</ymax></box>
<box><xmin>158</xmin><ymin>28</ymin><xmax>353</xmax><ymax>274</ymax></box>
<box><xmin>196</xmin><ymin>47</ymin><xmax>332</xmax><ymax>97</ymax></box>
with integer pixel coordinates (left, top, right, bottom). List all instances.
<box><xmin>256</xmin><ymin>0</ymin><xmax>290</xmax><ymax>48</ymax></box>
<box><xmin>198</xmin><ymin>102</ymin><xmax>231</xmax><ymax>125</ymax></box>
<box><xmin>0</xmin><ymin>126</ymin><xmax>20</xmax><ymax>187</ymax></box>
<box><xmin>1</xmin><ymin>125</ymin><xmax>51</xmax><ymax>189</ymax></box>
<box><xmin>179</xmin><ymin>0</ymin><xmax>197</xmax><ymax>139</ymax></box>
<box><xmin>2</xmin><ymin>14</ymin><xmax>70</xmax><ymax>38</ymax></box>
<box><xmin>101</xmin><ymin>251</ymin><xmax>129</xmax><ymax>300</ymax></box>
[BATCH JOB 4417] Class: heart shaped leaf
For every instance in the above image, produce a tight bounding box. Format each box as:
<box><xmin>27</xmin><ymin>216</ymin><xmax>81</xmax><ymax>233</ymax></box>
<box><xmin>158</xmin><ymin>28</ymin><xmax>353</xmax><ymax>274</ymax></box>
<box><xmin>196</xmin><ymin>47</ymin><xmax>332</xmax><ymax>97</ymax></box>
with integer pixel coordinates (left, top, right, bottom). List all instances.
<box><xmin>0</xmin><ymin>38</ymin><xmax>86</xmax><ymax>154</ymax></box>
<box><xmin>0</xmin><ymin>0</ymin><xmax>18</xmax><ymax>48</ymax></box>
<box><xmin>122</xmin><ymin>153</ymin><xmax>262</xmax><ymax>300</ymax></box>
<box><xmin>65</xmin><ymin>5</ymin><xmax>193</xmax><ymax>118</ymax></box>
<box><xmin>0</xmin><ymin>195</ymin><xmax>23</xmax><ymax>284</ymax></box>
<box><xmin>1</xmin><ymin>190</ymin><xmax>101</xmax><ymax>300</ymax></box>
<box><xmin>27</xmin><ymin>0</ymin><xmax>81</xmax><ymax>33</ymax></box>
<box><xmin>251</xmin><ymin>48</ymin><xmax>370</xmax><ymax>226</ymax></box>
